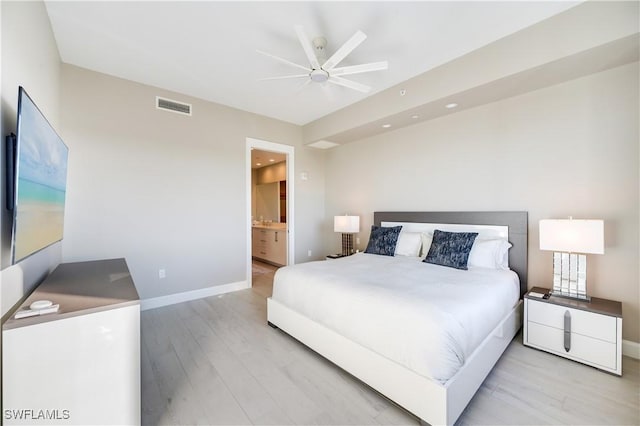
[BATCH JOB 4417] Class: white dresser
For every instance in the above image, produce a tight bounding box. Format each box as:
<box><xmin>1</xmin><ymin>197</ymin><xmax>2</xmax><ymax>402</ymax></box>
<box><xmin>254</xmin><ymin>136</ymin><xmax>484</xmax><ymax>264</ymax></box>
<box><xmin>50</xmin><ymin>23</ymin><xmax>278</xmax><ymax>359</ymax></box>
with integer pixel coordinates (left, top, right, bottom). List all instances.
<box><xmin>3</xmin><ymin>259</ymin><xmax>140</xmax><ymax>425</ymax></box>
<box><xmin>524</xmin><ymin>287</ymin><xmax>622</xmax><ymax>375</ymax></box>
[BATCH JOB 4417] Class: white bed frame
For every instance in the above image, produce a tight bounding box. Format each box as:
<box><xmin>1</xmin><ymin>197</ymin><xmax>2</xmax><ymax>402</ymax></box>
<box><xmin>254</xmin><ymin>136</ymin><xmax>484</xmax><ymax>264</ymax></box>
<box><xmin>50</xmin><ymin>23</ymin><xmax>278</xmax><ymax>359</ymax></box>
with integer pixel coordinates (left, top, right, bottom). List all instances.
<box><xmin>267</xmin><ymin>211</ymin><xmax>528</xmax><ymax>425</ymax></box>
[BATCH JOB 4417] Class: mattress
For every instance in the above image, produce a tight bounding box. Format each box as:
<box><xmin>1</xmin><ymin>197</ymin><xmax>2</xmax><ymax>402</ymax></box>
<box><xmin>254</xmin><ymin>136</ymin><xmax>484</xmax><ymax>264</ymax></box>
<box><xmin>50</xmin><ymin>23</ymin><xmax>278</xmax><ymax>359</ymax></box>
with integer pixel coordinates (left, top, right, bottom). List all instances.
<box><xmin>271</xmin><ymin>253</ymin><xmax>520</xmax><ymax>382</ymax></box>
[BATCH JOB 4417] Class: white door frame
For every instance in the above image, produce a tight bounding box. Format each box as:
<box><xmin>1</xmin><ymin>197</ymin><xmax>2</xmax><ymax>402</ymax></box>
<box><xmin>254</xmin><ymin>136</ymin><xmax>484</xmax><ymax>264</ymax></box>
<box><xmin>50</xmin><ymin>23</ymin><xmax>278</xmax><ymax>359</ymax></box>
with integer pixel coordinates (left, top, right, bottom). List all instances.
<box><xmin>246</xmin><ymin>137</ymin><xmax>295</xmax><ymax>287</ymax></box>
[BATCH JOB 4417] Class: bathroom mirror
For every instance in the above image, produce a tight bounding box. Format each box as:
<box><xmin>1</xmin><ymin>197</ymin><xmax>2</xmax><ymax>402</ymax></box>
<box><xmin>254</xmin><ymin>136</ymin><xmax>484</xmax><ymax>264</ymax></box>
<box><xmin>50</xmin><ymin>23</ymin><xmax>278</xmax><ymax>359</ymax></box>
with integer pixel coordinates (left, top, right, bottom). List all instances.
<box><xmin>255</xmin><ymin>182</ymin><xmax>279</xmax><ymax>223</ymax></box>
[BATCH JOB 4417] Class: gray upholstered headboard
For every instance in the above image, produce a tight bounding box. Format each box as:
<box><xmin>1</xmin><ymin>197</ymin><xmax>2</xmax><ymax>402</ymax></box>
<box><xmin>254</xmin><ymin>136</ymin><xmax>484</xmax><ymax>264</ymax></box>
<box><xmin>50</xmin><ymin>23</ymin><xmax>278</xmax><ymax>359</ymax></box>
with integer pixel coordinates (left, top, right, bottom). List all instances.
<box><xmin>374</xmin><ymin>211</ymin><xmax>528</xmax><ymax>297</ymax></box>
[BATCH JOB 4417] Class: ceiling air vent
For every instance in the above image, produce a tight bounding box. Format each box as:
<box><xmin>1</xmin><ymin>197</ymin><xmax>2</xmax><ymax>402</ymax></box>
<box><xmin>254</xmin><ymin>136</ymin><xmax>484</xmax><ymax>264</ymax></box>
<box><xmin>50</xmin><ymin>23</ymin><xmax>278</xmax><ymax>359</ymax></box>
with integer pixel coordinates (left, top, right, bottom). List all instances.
<box><xmin>156</xmin><ymin>96</ymin><xmax>192</xmax><ymax>116</ymax></box>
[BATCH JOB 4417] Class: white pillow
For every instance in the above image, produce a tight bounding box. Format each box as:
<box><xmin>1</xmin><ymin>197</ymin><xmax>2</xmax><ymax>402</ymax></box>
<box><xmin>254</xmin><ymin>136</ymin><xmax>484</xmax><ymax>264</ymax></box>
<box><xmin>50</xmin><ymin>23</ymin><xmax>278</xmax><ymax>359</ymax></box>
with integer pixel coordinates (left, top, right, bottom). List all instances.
<box><xmin>468</xmin><ymin>239</ymin><xmax>512</xmax><ymax>270</ymax></box>
<box><xmin>420</xmin><ymin>232</ymin><xmax>433</xmax><ymax>258</ymax></box>
<box><xmin>395</xmin><ymin>232</ymin><xmax>422</xmax><ymax>257</ymax></box>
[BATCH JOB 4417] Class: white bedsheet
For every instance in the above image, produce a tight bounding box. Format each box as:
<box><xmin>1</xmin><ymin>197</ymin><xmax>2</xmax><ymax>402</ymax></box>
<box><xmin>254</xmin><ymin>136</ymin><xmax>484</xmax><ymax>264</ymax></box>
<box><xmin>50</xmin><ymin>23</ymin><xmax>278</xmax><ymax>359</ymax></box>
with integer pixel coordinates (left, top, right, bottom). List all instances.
<box><xmin>271</xmin><ymin>253</ymin><xmax>520</xmax><ymax>382</ymax></box>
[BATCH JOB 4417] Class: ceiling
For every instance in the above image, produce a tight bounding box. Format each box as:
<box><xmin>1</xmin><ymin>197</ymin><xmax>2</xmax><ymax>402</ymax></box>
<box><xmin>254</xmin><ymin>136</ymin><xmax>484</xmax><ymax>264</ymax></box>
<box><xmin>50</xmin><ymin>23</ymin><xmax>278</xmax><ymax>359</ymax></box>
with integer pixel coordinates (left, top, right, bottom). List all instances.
<box><xmin>251</xmin><ymin>149</ymin><xmax>286</xmax><ymax>169</ymax></box>
<box><xmin>45</xmin><ymin>1</ymin><xmax>579</xmax><ymax>126</ymax></box>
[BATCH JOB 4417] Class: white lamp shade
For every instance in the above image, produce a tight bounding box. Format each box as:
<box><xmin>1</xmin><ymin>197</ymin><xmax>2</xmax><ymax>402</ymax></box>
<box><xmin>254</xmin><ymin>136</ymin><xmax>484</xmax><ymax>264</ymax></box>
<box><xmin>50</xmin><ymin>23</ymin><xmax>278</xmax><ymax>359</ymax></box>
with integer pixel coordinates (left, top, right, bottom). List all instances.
<box><xmin>334</xmin><ymin>215</ymin><xmax>359</xmax><ymax>233</ymax></box>
<box><xmin>539</xmin><ymin>219</ymin><xmax>604</xmax><ymax>254</ymax></box>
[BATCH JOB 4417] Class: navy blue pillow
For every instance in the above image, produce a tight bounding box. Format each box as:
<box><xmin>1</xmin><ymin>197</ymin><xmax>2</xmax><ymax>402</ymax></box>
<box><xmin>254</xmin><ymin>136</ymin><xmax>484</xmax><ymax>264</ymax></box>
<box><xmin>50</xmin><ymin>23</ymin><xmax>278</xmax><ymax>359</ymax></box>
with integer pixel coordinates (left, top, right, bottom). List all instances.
<box><xmin>424</xmin><ymin>230</ymin><xmax>478</xmax><ymax>270</ymax></box>
<box><xmin>365</xmin><ymin>225</ymin><xmax>402</xmax><ymax>256</ymax></box>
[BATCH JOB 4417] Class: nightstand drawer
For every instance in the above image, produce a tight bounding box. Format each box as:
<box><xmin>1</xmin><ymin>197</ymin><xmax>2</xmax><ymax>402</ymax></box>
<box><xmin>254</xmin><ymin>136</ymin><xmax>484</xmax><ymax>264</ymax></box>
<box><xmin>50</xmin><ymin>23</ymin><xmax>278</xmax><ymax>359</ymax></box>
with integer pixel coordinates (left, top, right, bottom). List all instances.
<box><xmin>527</xmin><ymin>322</ymin><xmax>618</xmax><ymax>371</ymax></box>
<box><xmin>527</xmin><ymin>300</ymin><xmax>616</xmax><ymax>343</ymax></box>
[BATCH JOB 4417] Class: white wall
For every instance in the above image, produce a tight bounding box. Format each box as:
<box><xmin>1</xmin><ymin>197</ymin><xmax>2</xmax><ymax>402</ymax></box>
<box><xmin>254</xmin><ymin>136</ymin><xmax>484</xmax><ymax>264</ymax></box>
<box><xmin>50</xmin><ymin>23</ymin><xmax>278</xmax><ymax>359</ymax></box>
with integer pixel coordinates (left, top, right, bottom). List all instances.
<box><xmin>0</xmin><ymin>1</ymin><xmax>62</xmax><ymax>317</ymax></box>
<box><xmin>0</xmin><ymin>0</ymin><xmax>63</xmax><ymax>412</ymax></box>
<box><xmin>59</xmin><ymin>64</ymin><xmax>325</xmax><ymax>300</ymax></box>
<box><xmin>324</xmin><ymin>63</ymin><xmax>639</xmax><ymax>342</ymax></box>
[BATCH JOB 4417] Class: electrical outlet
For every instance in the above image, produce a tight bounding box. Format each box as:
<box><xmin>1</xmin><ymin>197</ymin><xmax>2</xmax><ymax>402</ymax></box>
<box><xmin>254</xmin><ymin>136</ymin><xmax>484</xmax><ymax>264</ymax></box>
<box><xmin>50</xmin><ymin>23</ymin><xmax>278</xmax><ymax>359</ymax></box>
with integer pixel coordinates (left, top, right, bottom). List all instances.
<box><xmin>308</xmin><ymin>250</ymin><xmax>312</xmax><ymax>257</ymax></box>
<box><xmin>159</xmin><ymin>269</ymin><xmax>166</xmax><ymax>279</ymax></box>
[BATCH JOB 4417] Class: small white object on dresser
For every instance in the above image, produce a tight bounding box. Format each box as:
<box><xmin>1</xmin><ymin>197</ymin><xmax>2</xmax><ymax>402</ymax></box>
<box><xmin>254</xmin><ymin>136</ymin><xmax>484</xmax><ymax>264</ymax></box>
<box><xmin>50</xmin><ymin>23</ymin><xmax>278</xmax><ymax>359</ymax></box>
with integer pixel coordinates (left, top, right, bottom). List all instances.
<box><xmin>524</xmin><ymin>287</ymin><xmax>622</xmax><ymax>375</ymax></box>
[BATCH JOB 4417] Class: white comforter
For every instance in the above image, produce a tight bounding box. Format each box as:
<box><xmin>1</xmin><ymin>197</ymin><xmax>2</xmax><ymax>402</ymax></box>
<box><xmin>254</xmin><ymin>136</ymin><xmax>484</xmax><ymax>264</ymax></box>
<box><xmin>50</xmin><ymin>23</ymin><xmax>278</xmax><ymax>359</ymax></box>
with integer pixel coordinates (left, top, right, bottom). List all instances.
<box><xmin>271</xmin><ymin>253</ymin><xmax>520</xmax><ymax>382</ymax></box>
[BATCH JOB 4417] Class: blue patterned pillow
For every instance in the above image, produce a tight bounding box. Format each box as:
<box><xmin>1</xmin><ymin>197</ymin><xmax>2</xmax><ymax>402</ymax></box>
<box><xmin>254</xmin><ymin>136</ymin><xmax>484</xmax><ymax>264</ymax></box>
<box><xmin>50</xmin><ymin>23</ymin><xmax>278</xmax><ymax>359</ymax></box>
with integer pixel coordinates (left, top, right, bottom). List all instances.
<box><xmin>423</xmin><ymin>230</ymin><xmax>478</xmax><ymax>270</ymax></box>
<box><xmin>365</xmin><ymin>225</ymin><xmax>402</xmax><ymax>256</ymax></box>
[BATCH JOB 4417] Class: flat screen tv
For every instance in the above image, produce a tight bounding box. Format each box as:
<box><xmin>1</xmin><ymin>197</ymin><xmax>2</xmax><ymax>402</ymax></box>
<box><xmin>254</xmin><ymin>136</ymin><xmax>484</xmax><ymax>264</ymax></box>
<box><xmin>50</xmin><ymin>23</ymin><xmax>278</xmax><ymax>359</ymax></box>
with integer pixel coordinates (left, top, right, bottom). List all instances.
<box><xmin>11</xmin><ymin>87</ymin><xmax>69</xmax><ymax>264</ymax></box>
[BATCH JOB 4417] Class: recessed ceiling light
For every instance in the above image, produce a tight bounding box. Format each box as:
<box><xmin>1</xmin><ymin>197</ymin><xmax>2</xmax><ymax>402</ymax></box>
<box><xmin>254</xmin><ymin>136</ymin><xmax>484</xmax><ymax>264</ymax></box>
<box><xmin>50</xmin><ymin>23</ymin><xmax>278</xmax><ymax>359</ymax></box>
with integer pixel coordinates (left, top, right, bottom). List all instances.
<box><xmin>269</xmin><ymin>159</ymin><xmax>275</xmax><ymax>162</ymax></box>
<box><xmin>411</xmin><ymin>114</ymin><xmax>419</xmax><ymax>119</ymax></box>
<box><xmin>445</xmin><ymin>103</ymin><xmax>458</xmax><ymax>109</ymax></box>
<box><xmin>256</xmin><ymin>162</ymin><xmax>262</xmax><ymax>166</ymax></box>
<box><xmin>382</xmin><ymin>124</ymin><xmax>392</xmax><ymax>128</ymax></box>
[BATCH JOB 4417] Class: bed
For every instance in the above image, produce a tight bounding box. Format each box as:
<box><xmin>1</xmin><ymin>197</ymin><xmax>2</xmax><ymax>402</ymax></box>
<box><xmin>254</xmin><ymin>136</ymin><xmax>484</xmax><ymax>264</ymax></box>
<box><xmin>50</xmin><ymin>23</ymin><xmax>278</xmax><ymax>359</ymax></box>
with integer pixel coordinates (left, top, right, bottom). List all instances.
<box><xmin>267</xmin><ymin>211</ymin><xmax>528</xmax><ymax>425</ymax></box>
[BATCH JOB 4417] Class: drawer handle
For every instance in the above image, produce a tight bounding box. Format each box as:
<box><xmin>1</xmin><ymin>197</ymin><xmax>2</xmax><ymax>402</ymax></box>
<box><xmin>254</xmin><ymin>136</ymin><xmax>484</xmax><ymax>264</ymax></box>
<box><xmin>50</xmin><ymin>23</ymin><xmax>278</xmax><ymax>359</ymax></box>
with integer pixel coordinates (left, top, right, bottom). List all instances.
<box><xmin>275</xmin><ymin>232</ymin><xmax>278</xmax><ymax>242</ymax></box>
<box><xmin>564</xmin><ymin>310</ymin><xmax>571</xmax><ymax>352</ymax></box>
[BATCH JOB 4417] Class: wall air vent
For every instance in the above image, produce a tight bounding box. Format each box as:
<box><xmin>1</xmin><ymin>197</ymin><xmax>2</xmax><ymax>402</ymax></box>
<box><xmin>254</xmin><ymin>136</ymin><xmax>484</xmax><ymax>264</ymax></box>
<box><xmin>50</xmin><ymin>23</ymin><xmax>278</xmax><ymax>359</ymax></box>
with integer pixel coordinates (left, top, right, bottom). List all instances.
<box><xmin>156</xmin><ymin>96</ymin><xmax>192</xmax><ymax>116</ymax></box>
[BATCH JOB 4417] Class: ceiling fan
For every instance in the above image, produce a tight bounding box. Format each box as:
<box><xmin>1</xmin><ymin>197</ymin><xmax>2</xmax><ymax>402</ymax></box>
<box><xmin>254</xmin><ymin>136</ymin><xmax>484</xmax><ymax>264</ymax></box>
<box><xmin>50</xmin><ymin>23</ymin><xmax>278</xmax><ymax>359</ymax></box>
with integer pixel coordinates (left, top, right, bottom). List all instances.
<box><xmin>257</xmin><ymin>25</ymin><xmax>388</xmax><ymax>93</ymax></box>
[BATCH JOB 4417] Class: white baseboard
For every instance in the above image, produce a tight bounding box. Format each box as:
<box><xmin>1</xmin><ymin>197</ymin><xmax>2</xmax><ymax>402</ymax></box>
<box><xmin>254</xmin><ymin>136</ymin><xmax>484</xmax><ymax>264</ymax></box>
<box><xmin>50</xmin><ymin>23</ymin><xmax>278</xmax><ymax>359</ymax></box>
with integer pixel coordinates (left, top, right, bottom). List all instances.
<box><xmin>622</xmin><ymin>339</ymin><xmax>640</xmax><ymax>360</ymax></box>
<box><xmin>140</xmin><ymin>280</ymin><xmax>249</xmax><ymax>311</ymax></box>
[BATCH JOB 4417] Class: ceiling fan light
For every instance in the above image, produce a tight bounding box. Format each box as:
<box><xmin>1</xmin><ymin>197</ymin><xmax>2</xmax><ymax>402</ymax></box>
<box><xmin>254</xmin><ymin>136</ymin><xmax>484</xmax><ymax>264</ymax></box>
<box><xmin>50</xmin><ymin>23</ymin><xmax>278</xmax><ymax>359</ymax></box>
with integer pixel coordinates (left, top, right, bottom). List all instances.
<box><xmin>310</xmin><ymin>69</ymin><xmax>329</xmax><ymax>83</ymax></box>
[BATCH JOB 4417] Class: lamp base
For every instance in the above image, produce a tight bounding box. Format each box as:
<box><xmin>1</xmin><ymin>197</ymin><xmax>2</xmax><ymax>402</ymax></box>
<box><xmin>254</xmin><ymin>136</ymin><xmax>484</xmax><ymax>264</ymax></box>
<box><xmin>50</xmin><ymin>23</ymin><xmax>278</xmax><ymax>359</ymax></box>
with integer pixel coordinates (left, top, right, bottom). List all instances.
<box><xmin>341</xmin><ymin>233</ymin><xmax>354</xmax><ymax>256</ymax></box>
<box><xmin>551</xmin><ymin>252</ymin><xmax>590</xmax><ymax>301</ymax></box>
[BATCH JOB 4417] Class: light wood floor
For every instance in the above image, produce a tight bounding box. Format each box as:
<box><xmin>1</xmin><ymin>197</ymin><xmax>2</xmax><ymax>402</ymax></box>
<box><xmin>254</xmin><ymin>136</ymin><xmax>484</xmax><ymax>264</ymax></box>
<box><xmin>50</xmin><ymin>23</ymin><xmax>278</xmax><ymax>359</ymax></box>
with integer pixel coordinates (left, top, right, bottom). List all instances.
<box><xmin>141</xmin><ymin>261</ymin><xmax>640</xmax><ymax>425</ymax></box>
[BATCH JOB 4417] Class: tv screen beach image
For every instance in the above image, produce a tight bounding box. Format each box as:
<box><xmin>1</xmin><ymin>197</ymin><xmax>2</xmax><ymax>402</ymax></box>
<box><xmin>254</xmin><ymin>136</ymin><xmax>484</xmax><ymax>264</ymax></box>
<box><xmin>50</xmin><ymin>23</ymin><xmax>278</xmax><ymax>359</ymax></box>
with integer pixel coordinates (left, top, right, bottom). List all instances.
<box><xmin>13</xmin><ymin>90</ymin><xmax>68</xmax><ymax>262</ymax></box>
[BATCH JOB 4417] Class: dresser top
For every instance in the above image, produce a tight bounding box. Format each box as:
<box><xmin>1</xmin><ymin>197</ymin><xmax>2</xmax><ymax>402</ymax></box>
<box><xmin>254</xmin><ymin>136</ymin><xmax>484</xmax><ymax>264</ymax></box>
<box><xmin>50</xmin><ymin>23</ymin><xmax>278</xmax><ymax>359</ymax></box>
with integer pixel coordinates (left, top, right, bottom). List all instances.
<box><xmin>3</xmin><ymin>258</ymin><xmax>139</xmax><ymax>330</ymax></box>
<box><xmin>526</xmin><ymin>286</ymin><xmax>622</xmax><ymax>318</ymax></box>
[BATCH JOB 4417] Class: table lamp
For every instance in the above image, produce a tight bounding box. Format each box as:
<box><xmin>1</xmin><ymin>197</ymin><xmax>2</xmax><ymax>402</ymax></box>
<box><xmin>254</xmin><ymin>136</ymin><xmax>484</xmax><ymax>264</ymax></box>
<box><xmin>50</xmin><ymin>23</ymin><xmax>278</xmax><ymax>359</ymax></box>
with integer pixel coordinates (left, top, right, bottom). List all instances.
<box><xmin>539</xmin><ymin>218</ymin><xmax>604</xmax><ymax>301</ymax></box>
<box><xmin>334</xmin><ymin>215</ymin><xmax>360</xmax><ymax>256</ymax></box>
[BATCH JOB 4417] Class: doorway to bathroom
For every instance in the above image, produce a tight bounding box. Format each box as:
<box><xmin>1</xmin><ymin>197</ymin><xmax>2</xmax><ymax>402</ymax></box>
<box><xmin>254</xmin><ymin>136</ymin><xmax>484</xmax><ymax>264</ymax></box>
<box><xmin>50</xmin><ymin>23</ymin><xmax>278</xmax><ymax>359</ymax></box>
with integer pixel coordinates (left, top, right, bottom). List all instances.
<box><xmin>246</xmin><ymin>138</ymin><xmax>294</xmax><ymax>288</ymax></box>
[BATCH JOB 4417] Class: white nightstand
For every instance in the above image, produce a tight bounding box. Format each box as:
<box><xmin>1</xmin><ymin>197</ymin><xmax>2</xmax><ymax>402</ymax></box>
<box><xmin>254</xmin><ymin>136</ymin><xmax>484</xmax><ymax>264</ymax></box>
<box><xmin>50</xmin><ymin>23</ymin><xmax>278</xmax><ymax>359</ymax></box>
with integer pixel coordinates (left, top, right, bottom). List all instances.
<box><xmin>524</xmin><ymin>287</ymin><xmax>622</xmax><ymax>375</ymax></box>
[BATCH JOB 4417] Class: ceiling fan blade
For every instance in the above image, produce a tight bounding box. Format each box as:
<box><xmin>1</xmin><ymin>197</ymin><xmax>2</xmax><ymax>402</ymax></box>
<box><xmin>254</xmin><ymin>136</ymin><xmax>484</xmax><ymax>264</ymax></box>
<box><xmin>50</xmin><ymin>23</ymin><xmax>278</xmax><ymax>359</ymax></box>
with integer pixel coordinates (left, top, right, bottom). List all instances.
<box><xmin>322</xmin><ymin>30</ymin><xmax>367</xmax><ymax>71</ymax></box>
<box><xmin>327</xmin><ymin>76</ymin><xmax>371</xmax><ymax>93</ymax></box>
<box><xmin>295</xmin><ymin>79</ymin><xmax>312</xmax><ymax>93</ymax></box>
<box><xmin>259</xmin><ymin>74</ymin><xmax>309</xmax><ymax>81</ymax></box>
<box><xmin>331</xmin><ymin>61</ymin><xmax>388</xmax><ymax>76</ymax></box>
<box><xmin>320</xmin><ymin>82</ymin><xmax>336</xmax><ymax>102</ymax></box>
<box><xmin>256</xmin><ymin>50</ymin><xmax>310</xmax><ymax>72</ymax></box>
<box><xmin>294</xmin><ymin>25</ymin><xmax>321</xmax><ymax>70</ymax></box>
